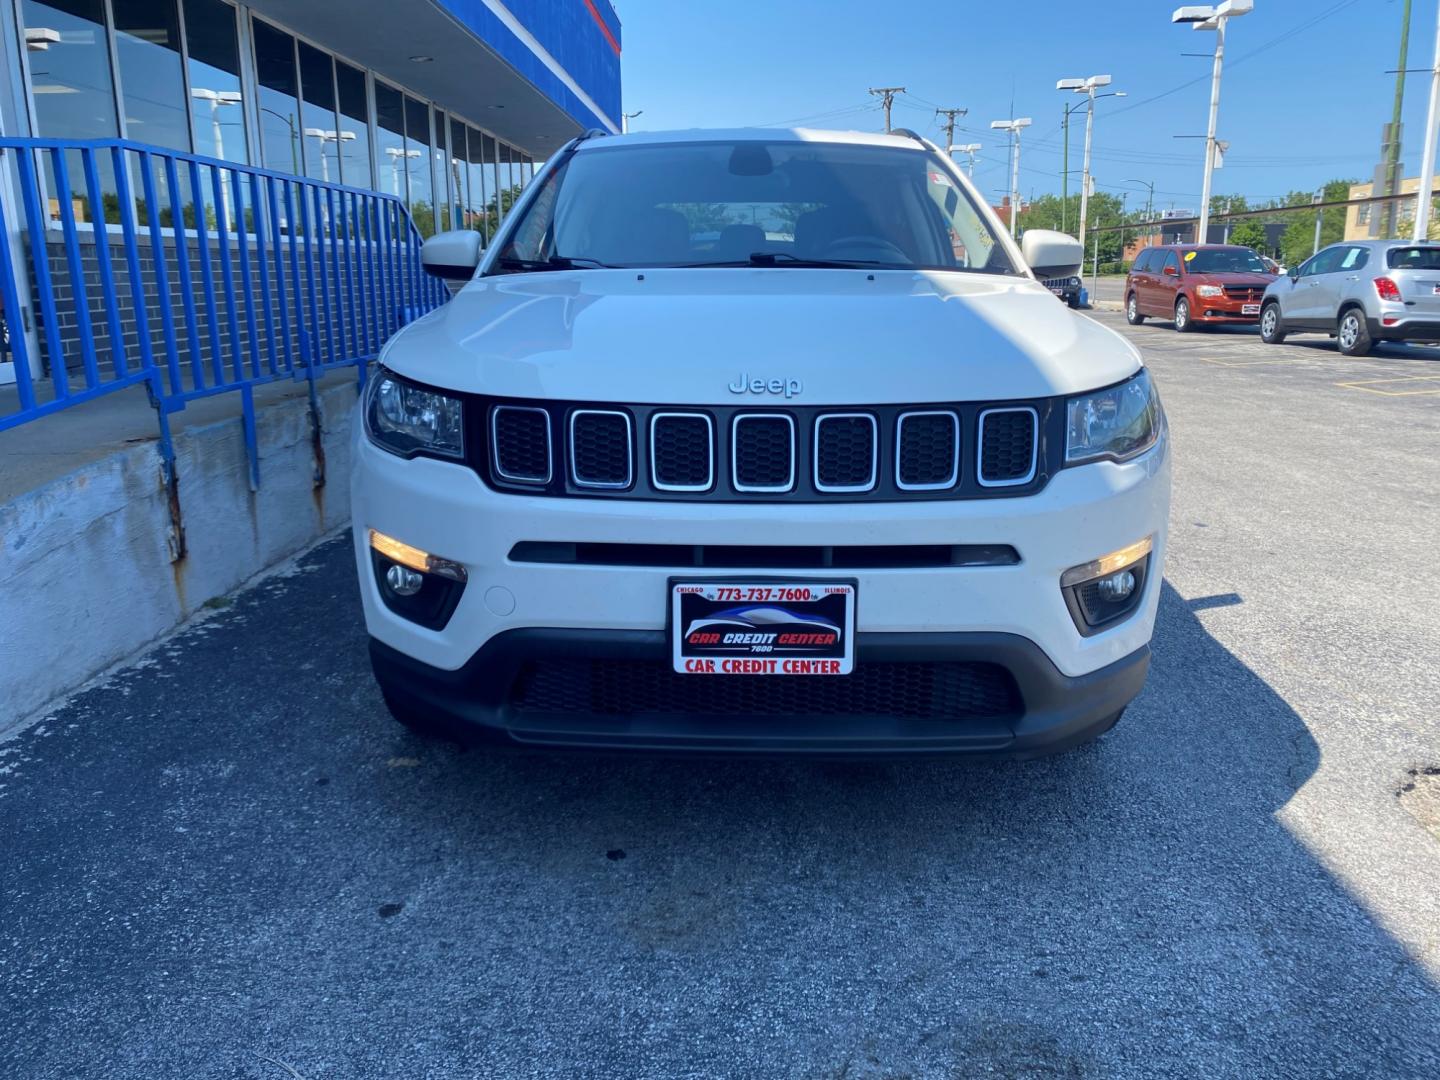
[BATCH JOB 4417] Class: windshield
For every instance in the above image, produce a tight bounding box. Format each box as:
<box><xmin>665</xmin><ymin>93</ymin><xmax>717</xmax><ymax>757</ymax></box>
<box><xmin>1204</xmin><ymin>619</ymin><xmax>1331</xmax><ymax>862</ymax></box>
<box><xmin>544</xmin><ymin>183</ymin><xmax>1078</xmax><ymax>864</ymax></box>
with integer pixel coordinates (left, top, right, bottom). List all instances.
<box><xmin>1183</xmin><ymin>248</ymin><xmax>1269</xmax><ymax>274</ymax></box>
<box><xmin>493</xmin><ymin>140</ymin><xmax>1015</xmax><ymax>274</ymax></box>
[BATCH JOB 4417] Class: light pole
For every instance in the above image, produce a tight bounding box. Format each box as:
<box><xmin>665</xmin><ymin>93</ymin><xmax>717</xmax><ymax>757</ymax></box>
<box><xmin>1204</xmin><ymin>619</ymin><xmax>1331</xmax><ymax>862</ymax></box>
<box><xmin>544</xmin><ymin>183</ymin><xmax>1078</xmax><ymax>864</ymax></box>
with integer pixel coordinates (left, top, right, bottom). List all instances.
<box><xmin>953</xmin><ymin>143</ymin><xmax>981</xmax><ymax>176</ymax></box>
<box><xmin>386</xmin><ymin>147</ymin><xmax>421</xmax><ymax>199</ymax></box>
<box><xmin>1121</xmin><ymin>178</ymin><xmax>1156</xmax><ymax>250</ymax></box>
<box><xmin>1414</xmin><ymin>0</ymin><xmax>1440</xmax><ymax>241</ymax></box>
<box><xmin>621</xmin><ymin>109</ymin><xmax>642</xmax><ymax>133</ymax></box>
<box><xmin>990</xmin><ymin>118</ymin><xmax>1032</xmax><ymax>238</ymax></box>
<box><xmin>191</xmin><ymin>88</ymin><xmax>242</xmax><ymax>227</ymax></box>
<box><xmin>1056</xmin><ymin>75</ymin><xmax>1123</xmax><ymax>252</ymax></box>
<box><xmin>1173</xmin><ymin>1</ymin><xmax>1254</xmax><ymax>245</ymax></box>
<box><xmin>303</xmin><ymin>128</ymin><xmax>356</xmax><ymax>184</ymax></box>
<box><xmin>1312</xmin><ymin>188</ymin><xmax>1325</xmax><ymax>256</ymax></box>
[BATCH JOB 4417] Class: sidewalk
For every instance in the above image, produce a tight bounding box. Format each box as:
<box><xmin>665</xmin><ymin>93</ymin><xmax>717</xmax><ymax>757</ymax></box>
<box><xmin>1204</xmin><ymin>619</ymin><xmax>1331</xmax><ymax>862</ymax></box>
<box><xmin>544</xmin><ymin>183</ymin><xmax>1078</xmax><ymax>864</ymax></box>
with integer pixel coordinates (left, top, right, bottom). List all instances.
<box><xmin>1</xmin><ymin>369</ymin><xmax>363</xmax><ymax>728</ymax></box>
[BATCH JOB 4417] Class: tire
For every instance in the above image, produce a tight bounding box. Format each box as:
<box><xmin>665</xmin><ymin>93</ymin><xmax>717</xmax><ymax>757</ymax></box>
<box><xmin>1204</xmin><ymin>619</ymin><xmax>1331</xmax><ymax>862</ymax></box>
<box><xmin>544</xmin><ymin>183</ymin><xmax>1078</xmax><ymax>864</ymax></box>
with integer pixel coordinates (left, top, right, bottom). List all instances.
<box><xmin>1259</xmin><ymin>301</ymin><xmax>1287</xmax><ymax>344</ymax></box>
<box><xmin>1125</xmin><ymin>292</ymin><xmax>1146</xmax><ymax>324</ymax></box>
<box><xmin>1174</xmin><ymin>295</ymin><xmax>1194</xmax><ymax>333</ymax></box>
<box><xmin>1067</xmin><ymin>292</ymin><xmax>1081</xmax><ymax>310</ymax></box>
<box><xmin>1337</xmin><ymin>307</ymin><xmax>1372</xmax><ymax>356</ymax></box>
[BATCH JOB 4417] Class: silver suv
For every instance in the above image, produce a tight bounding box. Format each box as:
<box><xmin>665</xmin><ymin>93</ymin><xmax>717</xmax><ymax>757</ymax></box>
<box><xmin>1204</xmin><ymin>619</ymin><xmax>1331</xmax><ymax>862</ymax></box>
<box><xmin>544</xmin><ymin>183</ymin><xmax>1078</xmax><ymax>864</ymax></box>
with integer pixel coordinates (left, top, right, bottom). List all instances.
<box><xmin>1259</xmin><ymin>240</ymin><xmax>1440</xmax><ymax>355</ymax></box>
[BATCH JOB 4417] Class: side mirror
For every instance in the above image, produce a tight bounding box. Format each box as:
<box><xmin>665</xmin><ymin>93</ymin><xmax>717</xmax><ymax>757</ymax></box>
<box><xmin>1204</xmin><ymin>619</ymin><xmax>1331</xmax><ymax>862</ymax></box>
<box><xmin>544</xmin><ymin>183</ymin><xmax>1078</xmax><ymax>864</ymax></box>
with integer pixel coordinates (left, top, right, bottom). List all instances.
<box><xmin>1288</xmin><ymin>267</ymin><xmax>1300</xmax><ymax>281</ymax></box>
<box><xmin>1163</xmin><ymin>264</ymin><xmax>1178</xmax><ymax>277</ymax></box>
<box><xmin>421</xmin><ymin>230</ymin><xmax>483</xmax><ymax>281</ymax></box>
<box><xmin>1020</xmin><ymin>229</ymin><xmax>1083</xmax><ymax>279</ymax></box>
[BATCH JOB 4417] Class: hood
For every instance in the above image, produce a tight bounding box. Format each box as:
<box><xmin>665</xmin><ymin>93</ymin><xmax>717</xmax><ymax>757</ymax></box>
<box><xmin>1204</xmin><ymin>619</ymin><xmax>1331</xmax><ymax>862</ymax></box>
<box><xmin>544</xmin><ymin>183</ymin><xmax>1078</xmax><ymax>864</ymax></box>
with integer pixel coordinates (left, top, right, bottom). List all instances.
<box><xmin>383</xmin><ymin>269</ymin><xmax>1142</xmax><ymax>405</ymax></box>
<box><xmin>1189</xmin><ymin>271</ymin><xmax>1275</xmax><ymax>286</ymax></box>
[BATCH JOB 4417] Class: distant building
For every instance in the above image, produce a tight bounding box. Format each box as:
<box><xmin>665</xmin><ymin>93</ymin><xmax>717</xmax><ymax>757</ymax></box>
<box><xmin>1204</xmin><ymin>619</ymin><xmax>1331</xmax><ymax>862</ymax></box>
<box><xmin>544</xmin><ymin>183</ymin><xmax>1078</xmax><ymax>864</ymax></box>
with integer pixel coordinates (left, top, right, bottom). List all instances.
<box><xmin>1344</xmin><ymin>177</ymin><xmax>1439</xmax><ymax>241</ymax></box>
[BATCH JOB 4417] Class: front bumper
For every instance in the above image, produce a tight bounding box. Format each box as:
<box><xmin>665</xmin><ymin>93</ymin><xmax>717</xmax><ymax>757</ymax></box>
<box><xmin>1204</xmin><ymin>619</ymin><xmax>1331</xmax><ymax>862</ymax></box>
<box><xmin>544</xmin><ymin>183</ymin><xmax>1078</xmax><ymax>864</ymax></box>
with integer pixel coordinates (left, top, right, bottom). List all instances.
<box><xmin>1192</xmin><ymin>298</ymin><xmax>1262</xmax><ymax>323</ymax></box>
<box><xmin>352</xmin><ymin>419</ymin><xmax>1170</xmax><ymax>755</ymax></box>
<box><xmin>370</xmin><ymin>630</ymin><xmax>1150</xmax><ymax>758</ymax></box>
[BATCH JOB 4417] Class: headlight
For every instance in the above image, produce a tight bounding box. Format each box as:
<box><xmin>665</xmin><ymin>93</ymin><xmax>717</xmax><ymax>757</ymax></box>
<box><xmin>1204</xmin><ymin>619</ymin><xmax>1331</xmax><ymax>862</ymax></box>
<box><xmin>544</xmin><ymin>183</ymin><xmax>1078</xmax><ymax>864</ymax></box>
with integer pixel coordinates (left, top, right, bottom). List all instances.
<box><xmin>364</xmin><ymin>368</ymin><xmax>464</xmax><ymax>458</ymax></box>
<box><xmin>1065</xmin><ymin>369</ymin><xmax>1164</xmax><ymax>466</ymax></box>
<box><xmin>1195</xmin><ymin>284</ymin><xmax>1224</xmax><ymax>298</ymax></box>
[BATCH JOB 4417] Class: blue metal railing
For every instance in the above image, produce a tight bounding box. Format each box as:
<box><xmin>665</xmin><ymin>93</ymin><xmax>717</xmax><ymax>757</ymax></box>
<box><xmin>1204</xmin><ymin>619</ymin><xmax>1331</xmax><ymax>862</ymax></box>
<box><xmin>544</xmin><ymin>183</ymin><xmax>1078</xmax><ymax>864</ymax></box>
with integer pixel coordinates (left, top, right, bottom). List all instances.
<box><xmin>0</xmin><ymin>137</ymin><xmax>448</xmax><ymax>500</ymax></box>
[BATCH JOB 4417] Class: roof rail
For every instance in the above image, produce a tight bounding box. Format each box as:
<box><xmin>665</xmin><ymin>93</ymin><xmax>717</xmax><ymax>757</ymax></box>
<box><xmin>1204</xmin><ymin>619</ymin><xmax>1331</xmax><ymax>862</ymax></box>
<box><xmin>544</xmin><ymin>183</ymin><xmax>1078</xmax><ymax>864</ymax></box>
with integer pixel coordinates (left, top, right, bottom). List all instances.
<box><xmin>579</xmin><ymin>128</ymin><xmax>610</xmax><ymax>142</ymax></box>
<box><xmin>889</xmin><ymin>128</ymin><xmax>929</xmax><ymax>148</ymax></box>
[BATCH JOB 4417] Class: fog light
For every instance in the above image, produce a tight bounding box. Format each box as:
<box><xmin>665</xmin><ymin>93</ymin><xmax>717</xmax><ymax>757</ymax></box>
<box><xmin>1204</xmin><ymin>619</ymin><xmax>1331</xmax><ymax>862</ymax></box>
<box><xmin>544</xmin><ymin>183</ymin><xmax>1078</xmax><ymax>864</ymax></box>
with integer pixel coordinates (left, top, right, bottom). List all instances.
<box><xmin>1095</xmin><ymin>569</ymin><xmax>1135</xmax><ymax>602</ymax></box>
<box><xmin>385</xmin><ymin>563</ymin><xmax>424</xmax><ymax>597</ymax></box>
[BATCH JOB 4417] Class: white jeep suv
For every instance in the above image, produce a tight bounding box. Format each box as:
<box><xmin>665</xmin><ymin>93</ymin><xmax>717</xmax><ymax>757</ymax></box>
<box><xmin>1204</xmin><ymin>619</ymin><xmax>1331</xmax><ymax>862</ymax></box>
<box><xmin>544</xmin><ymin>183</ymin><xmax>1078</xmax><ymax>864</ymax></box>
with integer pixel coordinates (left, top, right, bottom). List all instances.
<box><xmin>352</xmin><ymin>128</ymin><xmax>1170</xmax><ymax>757</ymax></box>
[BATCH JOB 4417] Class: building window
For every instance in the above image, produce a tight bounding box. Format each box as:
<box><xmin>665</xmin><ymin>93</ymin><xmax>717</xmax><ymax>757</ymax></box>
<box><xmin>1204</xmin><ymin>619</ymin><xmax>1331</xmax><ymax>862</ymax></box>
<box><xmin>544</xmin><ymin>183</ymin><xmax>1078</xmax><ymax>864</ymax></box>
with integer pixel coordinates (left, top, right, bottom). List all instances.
<box><xmin>1356</xmin><ymin>203</ymin><xmax>1371</xmax><ymax>226</ymax></box>
<box><xmin>183</xmin><ymin>0</ymin><xmax>246</xmax><ymax>164</ymax></box>
<box><xmin>252</xmin><ymin>19</ymin><xmax>300</xmax><ymax>175</ymax></box>
<box><xmin>467</xmin><ymin>126</ymin><xmax>491</xmax><ymax>239</ymax></box>
<box><xmin>112</xmin><ymin>0</ymin><xmax>189</xmax><ymax>152</ymax></box>
<box><xmin>335</xmin><ymin>60</ymin><xmax>371</xmax><ymax>189</ymax></box>
<box><xmin>374</xmin><ymin>80</ymin><xmax>407</xmax><ymax>199</ymax></box>
<box><xmin>447</xmin><ymin>115</ymin><xmax>466</xmax><ymax>232</ymax></box>
<box><xmin>21</xmin><ymin>0</ymin><xmax>119</xmax><ymax>140</ymax></box>
<box><xmin>403</xmin><ymin>93</ymin><xmax>434</xmax><ymax>236</ymax></box>
<box><xmin>297</xmin><ymin>40</ymin><xmax>340</xmax><ymax>184</ymax></box>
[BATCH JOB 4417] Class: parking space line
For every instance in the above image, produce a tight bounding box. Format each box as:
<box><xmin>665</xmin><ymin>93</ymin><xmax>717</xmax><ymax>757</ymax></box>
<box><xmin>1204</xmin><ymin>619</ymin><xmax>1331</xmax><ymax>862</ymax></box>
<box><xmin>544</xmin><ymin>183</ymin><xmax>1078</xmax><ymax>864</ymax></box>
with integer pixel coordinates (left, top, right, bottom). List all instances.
<box><xmin>1334</xmin><ymin>374</ymin><xmax>1440</xmax><ymax>396</ymax></box>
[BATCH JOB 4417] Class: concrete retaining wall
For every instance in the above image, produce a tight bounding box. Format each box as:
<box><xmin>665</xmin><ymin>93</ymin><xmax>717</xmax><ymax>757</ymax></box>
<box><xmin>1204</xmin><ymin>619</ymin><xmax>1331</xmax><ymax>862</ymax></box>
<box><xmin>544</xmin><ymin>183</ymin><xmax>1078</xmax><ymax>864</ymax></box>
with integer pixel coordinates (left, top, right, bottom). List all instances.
<box><xmin>0</xmin><ymin>381</ymin><xmax>357</xmax><ymax>727</ymax></box>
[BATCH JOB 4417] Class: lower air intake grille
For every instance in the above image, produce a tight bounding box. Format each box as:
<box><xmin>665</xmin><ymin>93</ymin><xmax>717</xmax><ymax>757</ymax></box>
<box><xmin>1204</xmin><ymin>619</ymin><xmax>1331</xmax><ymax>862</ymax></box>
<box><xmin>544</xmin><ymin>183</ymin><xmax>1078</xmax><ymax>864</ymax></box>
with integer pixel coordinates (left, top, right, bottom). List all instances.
<box><xmin>897</xmin><ymin>411</ymin><xmax>959</xmax><ymax>488</ymax></box>
<box><xmin>651</xmin><ymin>413</ymin><xmax>713</xmax><ymax>490</ymax></box>
<box><xmin>733</xmin><ymin>414</ymin><xmax>795</xmax><ymax>491</ymax></box>
<box><xmin>510</xmin><ymin>660</ymin><xmax>1022</xmax><ymax>720</ymax></box>
<box><xmin>491</xmin><ymin>406</ymin><xmax>551</xmax><ymax>484</ymax></box>
<box><xmin>570</xmin><ymin>410</ymin><xmax>632</xmax><ymax>488</ymax></box>
<box><xmin>979</xmin><ymin>408</ymin><xmax>1037</xmax><ymax>485</ymax></box>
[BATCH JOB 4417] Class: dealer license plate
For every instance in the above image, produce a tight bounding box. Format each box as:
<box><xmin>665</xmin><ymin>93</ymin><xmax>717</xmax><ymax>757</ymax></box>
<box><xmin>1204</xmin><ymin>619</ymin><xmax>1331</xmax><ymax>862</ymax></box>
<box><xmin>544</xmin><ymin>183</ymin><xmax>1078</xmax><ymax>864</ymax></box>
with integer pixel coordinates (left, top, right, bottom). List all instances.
<box><xmin>671</xmin><ymin>581</ymin><xmax>856</xmax><ymax>675</ymax></box>
<box><xmin>1242</xmin><ymin>303</ymin><xmax>1261</xmax><ymax>315</ymax></box>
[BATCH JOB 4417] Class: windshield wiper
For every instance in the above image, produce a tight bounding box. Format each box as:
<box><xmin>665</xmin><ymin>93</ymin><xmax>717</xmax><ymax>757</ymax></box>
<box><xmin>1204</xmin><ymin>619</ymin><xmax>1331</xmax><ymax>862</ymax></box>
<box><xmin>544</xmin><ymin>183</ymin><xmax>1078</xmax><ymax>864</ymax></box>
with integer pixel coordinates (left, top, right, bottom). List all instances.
<box><xmin>493</xmin><ymin>254</ymin><xmax>614</xmax><ymax>273</ymax></box>
<box><xmin>671</xmin><ymin>251</ymin><xmax>897</xmax><ymax>269</ymax></box>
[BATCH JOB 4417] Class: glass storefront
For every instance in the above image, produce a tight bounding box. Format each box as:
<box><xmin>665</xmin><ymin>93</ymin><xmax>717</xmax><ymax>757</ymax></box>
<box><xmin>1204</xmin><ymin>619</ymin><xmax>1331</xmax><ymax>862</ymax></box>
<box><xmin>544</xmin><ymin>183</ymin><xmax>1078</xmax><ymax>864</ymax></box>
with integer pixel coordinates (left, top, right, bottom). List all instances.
<box><xmin>12</xmin><ymin>0</ymin><xmax>535</xmax><ymax>235</ymax></box>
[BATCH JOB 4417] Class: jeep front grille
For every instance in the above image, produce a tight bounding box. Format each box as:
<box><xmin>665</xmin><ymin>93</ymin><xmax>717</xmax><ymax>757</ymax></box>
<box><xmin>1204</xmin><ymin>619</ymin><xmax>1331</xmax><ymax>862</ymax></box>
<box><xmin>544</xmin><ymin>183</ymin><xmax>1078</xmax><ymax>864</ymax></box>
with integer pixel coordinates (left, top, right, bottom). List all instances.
<box><xmin>478</xmin><ymin>398</ymin><xmax>1051</xmax><ymax>501</ymax></box>
<box><xmin>978</xmin><ymin>407</ymin><xmax>1038</xmax><ymax>486</ymax></box>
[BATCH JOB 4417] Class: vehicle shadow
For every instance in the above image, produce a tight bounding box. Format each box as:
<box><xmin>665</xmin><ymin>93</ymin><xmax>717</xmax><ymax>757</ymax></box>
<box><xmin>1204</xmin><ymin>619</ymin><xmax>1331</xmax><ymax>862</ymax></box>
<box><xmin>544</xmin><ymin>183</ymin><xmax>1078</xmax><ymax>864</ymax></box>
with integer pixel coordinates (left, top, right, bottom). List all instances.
<box><xmin>365</xmin><ymin>579</ymin><xmax>1439</xmax><ymax>1076</ymax></box>
<box><xmin>5</xmin><ymin>545</ymin><xmax>1439</xmax><ymax>1079</ymax></box>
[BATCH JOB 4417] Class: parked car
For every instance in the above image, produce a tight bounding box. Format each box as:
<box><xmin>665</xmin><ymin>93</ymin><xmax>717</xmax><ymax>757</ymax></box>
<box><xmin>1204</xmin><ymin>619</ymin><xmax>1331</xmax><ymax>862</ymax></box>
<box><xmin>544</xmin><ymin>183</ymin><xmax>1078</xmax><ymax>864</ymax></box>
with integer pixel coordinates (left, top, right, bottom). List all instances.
<box><xmin>1125</xmin><ymin>244</ymin><xmax>1277</xmax><ymax>332</ymax></box>
<box><xmin>354</xmin><ymin>127</ymin><xmax>1171</xmax><ymax>758</ymax></box>
<box><xmin>1042</xmin><ymin>273</ymin><xmax>1083</xmax><ymax>308</ymax></box>
<box><xmin>1259</xmin><ymin>240</ymin><xmax>1440</xmax><ymax>356</ymax></box>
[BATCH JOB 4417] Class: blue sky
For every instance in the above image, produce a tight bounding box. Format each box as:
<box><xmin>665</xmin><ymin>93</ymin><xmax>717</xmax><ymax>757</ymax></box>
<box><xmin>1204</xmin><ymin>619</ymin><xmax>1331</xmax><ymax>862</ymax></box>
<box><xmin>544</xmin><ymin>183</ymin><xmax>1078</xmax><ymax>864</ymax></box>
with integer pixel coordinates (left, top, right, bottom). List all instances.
<box><xmin>614</xmin><ymin>0</ymin><xmax>1423</xmax><ymax>211</ymax></box>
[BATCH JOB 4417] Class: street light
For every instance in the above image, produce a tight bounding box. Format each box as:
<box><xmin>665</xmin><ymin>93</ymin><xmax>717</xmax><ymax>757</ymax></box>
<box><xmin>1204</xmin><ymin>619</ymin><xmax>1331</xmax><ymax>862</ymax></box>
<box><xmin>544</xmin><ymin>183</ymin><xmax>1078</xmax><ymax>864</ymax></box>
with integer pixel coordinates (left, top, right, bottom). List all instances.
<box><xmin>990</xmin><ymin>118</ymin><xmax>1032</xmax><ymax>238</ymax></box>
<box><xmin>1121</xmin><ymin>178</ymin><xmax>1157</xmax><ymax>250</ymax></box>
<box><xmin>953</xmin><ymin>142</ymin><xmax>981</xmax><ymax>176</ymax></box>
<box><xmin>191</xmin><ymin>88</ymin><xmax>242</xmax><ymax>226</ymax></box>
<box><xmin>1055</xmin><ymin>75</ymin><xmax>1121</xmax><ymax>252</ymax></box>
<box><xmin>1173</xmin><ymin>0</ymin><xmax>1254</xmax><ymax>244</ymax></box>
<box><xmin>386</xmin><ymin>146</ymin><xmax>421</xmax><ymax>199</ymax></box>
<box><xmin>303</xmin><ymin>127</ymin><xmax>356</xmax><ymax>184</ymax></box>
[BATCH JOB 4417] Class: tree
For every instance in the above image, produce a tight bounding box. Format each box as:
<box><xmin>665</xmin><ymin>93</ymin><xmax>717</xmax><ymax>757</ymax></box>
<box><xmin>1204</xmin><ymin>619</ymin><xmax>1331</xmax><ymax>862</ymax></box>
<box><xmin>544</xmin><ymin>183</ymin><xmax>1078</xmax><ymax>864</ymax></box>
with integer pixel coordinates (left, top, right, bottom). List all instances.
<box><xmin>1278</xmin><ymin>179</ymin><xmax>1356</xmax><ymax>267</ymax></box>
<box><xmin>1227</xmin><ymin>219</ymin><xmax>1267</xmax><ymax>250</ymax></box>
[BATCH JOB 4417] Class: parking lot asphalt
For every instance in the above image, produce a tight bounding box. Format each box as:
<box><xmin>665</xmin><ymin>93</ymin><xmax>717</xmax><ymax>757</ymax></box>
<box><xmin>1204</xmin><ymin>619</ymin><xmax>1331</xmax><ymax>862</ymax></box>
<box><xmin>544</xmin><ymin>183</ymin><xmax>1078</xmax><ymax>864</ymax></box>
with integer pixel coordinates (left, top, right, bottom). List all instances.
<box><xmin>3</xmin><ymin>312</ymin><xmax>1439</xmax><ymax>1079</ymax></box>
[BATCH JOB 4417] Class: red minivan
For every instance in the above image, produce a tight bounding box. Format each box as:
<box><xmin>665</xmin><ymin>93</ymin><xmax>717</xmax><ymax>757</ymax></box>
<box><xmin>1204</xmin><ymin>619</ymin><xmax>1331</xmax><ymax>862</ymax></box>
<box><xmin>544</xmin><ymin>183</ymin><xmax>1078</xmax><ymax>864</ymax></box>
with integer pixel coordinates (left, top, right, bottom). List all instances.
<box><xmin>1125</xmin><ymin>244</ymin><xmax>1277</xmax><ymax>332</ymax></box>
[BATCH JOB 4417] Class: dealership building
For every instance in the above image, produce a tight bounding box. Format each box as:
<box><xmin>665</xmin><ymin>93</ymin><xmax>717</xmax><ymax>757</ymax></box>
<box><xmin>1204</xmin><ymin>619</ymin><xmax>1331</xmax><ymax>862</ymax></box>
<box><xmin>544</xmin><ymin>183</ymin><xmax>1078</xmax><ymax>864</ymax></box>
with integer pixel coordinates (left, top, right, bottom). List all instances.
<box><xmin>0</xmin><ymin>0</ymin><xmax>622</xmax><ymax>388</ymax></box>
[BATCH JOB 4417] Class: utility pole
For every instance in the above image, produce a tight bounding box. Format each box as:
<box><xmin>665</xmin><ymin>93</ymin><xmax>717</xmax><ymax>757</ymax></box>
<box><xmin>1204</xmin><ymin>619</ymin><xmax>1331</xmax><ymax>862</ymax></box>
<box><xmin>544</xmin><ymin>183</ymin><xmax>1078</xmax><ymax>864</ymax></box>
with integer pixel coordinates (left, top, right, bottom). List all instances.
<box><xmin>953</xmin><ymin>143</ymin><xmax>981</xmax><ymax>176</ymax></box>
<box><xmin>935</xmin><ymin>107</ymin><xmax>968</xmax><ymax>153</ymax></box>
<box><xmin>1414</xmin><ymin>0</ymin><xmax>1440</xmax><ymax>240</ymax></box>
<box><xmin>1173</xmin><ymin>1</ymin><xmax>1253</xmax><ymax>245</ymax></box>
<box><xmin>868</xmin><ymin>86</ymin><xmax>906</xmax><ymax>133</ymax></box>
<box><xmin>1312</xmin><ymin>188</ymin><xmax>1325</xmax><ymax>255</ymax></box>
<box><xmin>1380</xmin><ymin>0</ymin><xmax>1413</xmax><ymax>237</ymax></box>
